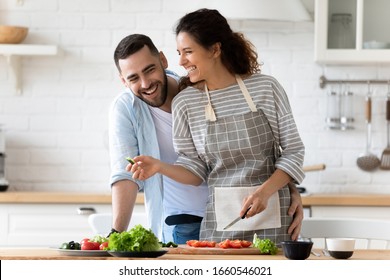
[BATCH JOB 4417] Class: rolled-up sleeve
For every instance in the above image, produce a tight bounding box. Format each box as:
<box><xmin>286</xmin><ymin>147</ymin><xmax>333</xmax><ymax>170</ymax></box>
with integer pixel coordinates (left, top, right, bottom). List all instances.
<box><xmin>172</xmin><ymin>96</ymin><xmax>208</xmax><ymax>183</ymax></box>
<box><xmin>270</xmin><ymin>78</ymin><xmax>305</xmax><ymax>184</ymax></box>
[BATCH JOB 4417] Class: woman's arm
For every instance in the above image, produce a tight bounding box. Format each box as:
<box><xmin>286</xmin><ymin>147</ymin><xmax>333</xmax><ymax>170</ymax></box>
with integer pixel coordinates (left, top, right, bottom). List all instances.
<box><xmin>128</xmin><ymin>155</ymin><xmax>203</xmax><ymax>186</ymax></box>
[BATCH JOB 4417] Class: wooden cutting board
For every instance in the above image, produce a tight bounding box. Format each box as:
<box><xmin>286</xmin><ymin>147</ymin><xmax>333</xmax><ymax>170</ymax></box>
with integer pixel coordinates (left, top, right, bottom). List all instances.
<box><xmin>166</xmin><ymin>245</ymin><xmax>264</xmax><ymax>255</ymax></box>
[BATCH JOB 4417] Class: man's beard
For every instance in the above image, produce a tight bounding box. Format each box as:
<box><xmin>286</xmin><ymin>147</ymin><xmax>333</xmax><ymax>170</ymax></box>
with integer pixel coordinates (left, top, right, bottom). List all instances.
<box><xmin>139</xmin><ymin>74</ymin><xmax>168</xmax><ymax>108</ymax></box>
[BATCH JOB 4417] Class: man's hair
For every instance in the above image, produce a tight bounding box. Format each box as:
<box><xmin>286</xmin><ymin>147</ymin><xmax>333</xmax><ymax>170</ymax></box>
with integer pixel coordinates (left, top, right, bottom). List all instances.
<box><xmin>114</xmin><ymin>34</ymin><xmax>159</xmax><ymax>72</ymax></box>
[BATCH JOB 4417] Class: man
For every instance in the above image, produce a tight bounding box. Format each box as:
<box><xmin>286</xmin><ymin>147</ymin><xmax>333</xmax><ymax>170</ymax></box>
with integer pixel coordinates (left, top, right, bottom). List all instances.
<box><xmin>109</xmin><ymin>34</ymin><xmax>303</xmax><ymax>243</ymax></box>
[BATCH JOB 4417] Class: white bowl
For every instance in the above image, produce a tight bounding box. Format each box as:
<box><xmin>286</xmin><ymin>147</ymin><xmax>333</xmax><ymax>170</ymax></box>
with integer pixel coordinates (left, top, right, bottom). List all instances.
<box><xmin>363</xmin><ymin>41</ymin><xmax>390</xmax><ymax>49</ymax></box>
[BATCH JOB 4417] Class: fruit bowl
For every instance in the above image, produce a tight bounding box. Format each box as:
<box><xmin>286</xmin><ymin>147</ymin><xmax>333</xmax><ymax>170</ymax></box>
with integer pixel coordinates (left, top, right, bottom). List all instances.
<box><xmin>0</xmin><ymin>25</ymin><xmax>29</xmax><ymax>44</ymax></box>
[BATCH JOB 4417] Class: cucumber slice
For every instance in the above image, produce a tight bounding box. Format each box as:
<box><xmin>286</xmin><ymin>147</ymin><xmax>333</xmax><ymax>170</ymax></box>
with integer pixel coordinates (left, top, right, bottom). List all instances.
<box><xmin>125</xmin><ymin>157</ymin><xmax>135</xmax><ymax>164</ymax></box>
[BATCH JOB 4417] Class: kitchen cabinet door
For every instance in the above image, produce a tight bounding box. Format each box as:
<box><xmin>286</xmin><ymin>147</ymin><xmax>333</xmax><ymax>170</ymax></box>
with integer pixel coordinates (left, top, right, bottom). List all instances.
<box><xmin>0</xmin><ymin>203</ymin><xmax>112</xmax><ymax>247</ymax></box>
<box><xmin>315</xmin><ymin>0</ymin><xmax>390</xmax><ymax>64</ymax></box>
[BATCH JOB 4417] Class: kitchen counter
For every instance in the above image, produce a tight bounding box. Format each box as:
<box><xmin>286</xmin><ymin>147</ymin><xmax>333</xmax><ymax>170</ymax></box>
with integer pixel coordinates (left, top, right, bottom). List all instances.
<box><xmin>1</xmin><ymin>191</ymin><xmax>390</xmax><ymax>207</ymax></box>
<box><xmin>0</xmin><ymin>191</ymin><xmax>142</xmax><ymax>204</ymax></box>
<box><xmin>1</xmin><ymin>247</ymin><xmax>390</xmax><ymax>260</ymax></box>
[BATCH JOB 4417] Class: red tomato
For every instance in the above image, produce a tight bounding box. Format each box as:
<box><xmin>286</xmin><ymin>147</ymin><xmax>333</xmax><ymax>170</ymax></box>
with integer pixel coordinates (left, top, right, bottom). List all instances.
<box><xmin>229</xmin><ymin>239</ymin><xmax>242</xmax><ymax>248</ymax></box>
<box><xmin>240</xmin><ymin>240</ymin><xmax>252</xmax><ymax>248</ymax></box>
<box><xmin>99</xmin><ymin>241</ymin><xmax>108</xmax><ymax>250</ymax></box>
<box><xmin>186</xmin><ymin>240</ymin><xmax>198</xmax><ymax>247</ymax></box>
<box><xmin>81</xmin><ymin>241</ymin><xmax>100</xmax><ymax>250</ymax></box>
<box><xmin>80</xmin><ymin>238</ymin><xmax>90</xmax><ymax>245</ymax></box>
<box><xmin>218</xmin><ymin>239</ymin><xmax>231</xmax><ymax>249</ymax></box>
<box><xmin>206</xmin><ymin>241</ymin><xmax>216</xmax><ymax>247</ymax></box>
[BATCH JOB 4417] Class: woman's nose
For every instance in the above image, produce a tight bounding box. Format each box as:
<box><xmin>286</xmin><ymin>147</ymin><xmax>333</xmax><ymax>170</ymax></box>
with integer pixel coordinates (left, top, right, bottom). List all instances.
<box><xmin>178</xmin><ymin>53</ymin><xmax>186</xmax><ymax>66</ymax></box>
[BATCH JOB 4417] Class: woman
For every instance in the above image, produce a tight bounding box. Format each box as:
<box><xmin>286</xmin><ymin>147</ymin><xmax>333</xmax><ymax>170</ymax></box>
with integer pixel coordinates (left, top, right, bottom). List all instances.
<box><xmin>130</xmin><ymin>8</ymin><xmax>305</xmax><ymax>243</ymax></box>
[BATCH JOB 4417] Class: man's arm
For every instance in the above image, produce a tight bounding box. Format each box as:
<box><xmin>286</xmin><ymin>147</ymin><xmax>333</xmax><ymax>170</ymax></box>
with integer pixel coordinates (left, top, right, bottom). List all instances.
<box><xmin>111</xmin><ymin>179</ymin><xmax>139</xmax><ymax>232</ymax></box>
<box><xmin>287</xmin><ymin>182</ymin><xmax>304</xmax><ymax>241</ymax></box>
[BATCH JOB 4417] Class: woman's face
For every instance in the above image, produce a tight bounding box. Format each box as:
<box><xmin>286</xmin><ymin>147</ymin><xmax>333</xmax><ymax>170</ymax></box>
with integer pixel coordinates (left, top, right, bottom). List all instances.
<box><xmin>176</xmin><ymin>31</ymin><xmax>218</xmax><ymax>84</ymax></box>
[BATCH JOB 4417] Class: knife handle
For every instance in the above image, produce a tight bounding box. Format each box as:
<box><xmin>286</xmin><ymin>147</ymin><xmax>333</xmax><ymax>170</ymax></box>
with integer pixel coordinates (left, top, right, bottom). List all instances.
<box><xmin>241</xmin><ymin>206</ymin><xmax>251</xmax><ymax>219</ymax></box>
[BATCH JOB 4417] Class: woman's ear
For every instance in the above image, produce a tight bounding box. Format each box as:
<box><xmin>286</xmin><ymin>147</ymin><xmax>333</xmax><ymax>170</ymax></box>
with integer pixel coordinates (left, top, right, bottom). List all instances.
<box><xmin>212</xmin><ymin>42</ymin><xmax>222</xmax><ymax>58</ymax></box>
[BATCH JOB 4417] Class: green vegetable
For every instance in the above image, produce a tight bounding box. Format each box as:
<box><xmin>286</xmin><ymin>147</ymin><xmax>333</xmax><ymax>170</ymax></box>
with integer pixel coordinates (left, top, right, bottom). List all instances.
<box><xmin>60</xmin><ymin>242</ymin><xmax>70</xmax><ymax>249</ymax></box>
<box><xmin>125</xmin><ymin>157</ymin><xmax>135</xmax><ymax>164</ymax></box>
<box><xmin>90</xmin><ymin>235</ymin><xmax>108</xmax><ymax>244</ymax></box>
<box><xmin>107</xmin><ymin>224</ymin><xmax>161</xmax><ymax>252</ymax></box>
<box><xmin>252</xmin><ymin>234</ymin><xmax>278</xmax><ymax>255</ymax></box>
<box><xmin>160</xmin><ymin>241</ymin><xmax>178</xmax><ymax>248</ymax></box>
<box><xmin>60</xmin><ymin>241</ymin><xmax>80</xmax><ymax>250</ymax></box>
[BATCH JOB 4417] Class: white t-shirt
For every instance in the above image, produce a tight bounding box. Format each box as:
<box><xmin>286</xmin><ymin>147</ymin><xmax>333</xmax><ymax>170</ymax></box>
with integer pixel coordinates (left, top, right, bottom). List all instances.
<box><xmin>149</xmin><ymin>106</ymin><xmax>209</xmax><ymax>218</ymax></box>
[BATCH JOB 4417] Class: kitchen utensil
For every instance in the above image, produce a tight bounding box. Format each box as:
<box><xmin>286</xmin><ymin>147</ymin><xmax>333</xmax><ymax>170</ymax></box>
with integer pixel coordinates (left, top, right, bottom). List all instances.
<box><xmin>0</xmin><ymin>25</ymin><xmax>28</xmax><ymax>44</ymax></box>
<box><xmin>223</xmin><ymin>207</ymin><xmax>251</xmax><ymax>230</ymax></box>
<box><xmin>356</xmin><ymin>90</ymin><xmax>380</xmax><ymax>171</ymax></box>
<box><xmin>302</xmin><ymin>164</ymin><xmax>326</xmax><ymax>172</ymax></box>
<box><xmin>380</xmin><ymin>89</ymin><xmax>390</xmax><ymax>170</ymax></box>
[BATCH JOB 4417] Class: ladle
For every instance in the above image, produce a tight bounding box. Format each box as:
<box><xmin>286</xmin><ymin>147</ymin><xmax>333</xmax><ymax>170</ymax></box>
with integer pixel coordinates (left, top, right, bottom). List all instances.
<box><xmin>356</xmin><ymin>86</ymin><xmax>380</xmax><ymax>171</ymax></box>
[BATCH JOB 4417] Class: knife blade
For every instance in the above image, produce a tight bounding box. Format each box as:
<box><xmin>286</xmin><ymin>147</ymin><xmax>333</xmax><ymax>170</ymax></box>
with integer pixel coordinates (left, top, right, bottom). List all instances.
<box><xmin>223</xmin><ymin>206</ymin><xmax>251</xmax><ymax>230</ymax></box>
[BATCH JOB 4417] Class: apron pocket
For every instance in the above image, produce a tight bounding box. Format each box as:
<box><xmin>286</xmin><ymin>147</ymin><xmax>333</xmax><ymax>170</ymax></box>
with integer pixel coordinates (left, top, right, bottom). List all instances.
<box><xmin>215</xmin><ymin>186</ymin><xmax>281</xmax><ymax>231</ymax></box>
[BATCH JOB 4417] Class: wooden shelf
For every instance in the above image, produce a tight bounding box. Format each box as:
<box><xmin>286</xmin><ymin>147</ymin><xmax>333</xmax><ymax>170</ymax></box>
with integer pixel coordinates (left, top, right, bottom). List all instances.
<box><xmin>0</xmin><ymin>44</ymin><xmax>59</xmax><ymax>95</ymax></box>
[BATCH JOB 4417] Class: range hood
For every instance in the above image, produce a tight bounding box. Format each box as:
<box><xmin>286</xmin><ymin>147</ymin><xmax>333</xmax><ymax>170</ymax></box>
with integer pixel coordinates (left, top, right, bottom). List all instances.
<box><xmin>198</xmin><ymin>0</ymin><xmax>312</xmax><ymax>21</ymax></box>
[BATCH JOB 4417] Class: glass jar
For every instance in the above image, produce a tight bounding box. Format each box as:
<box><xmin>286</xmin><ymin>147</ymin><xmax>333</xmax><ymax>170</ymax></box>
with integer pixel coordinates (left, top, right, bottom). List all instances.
<box><xmin>328</xmin><ymin>13</ymin><xmax>355</xmax><ymax>49</ymax></box>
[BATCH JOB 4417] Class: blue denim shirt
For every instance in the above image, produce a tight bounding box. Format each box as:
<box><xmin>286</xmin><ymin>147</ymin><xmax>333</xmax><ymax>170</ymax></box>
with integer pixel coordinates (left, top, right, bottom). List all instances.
<box><xmin>108</xmin><ymin>71</ymin><xmax>178</xmax><ymax>240</ymax></box>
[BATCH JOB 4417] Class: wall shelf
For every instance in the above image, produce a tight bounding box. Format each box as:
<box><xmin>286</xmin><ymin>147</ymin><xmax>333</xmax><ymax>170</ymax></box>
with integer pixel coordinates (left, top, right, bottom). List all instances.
<box><xmin>0</xmin><ymin>44</ymin><xmax>59</xmax><ymax>95</ymax></box>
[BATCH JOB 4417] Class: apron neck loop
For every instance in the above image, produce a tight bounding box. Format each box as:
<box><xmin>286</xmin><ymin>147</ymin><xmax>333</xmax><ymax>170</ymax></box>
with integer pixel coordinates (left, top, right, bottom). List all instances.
<box><xmin>204</xmin><ymin>83</ymin><xmax>217</xmax><ymax>122</ymax></box>
<box><xmin>235</xmin><ymin>75</ymin><xmax>258</xmax><ymax>113</ymax></box>
<box><xmin>204</xmin><ymin>75</ymin><xmax>258</xmax><ymax>122</ymax></box>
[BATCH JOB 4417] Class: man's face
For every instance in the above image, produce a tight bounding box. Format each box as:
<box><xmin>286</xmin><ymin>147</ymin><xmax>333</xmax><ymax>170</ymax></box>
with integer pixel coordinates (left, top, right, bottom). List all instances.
<box><xmin>119</xmin><ymin>45</ymin><xmax>168</xmax><ymax>108</ymax></box>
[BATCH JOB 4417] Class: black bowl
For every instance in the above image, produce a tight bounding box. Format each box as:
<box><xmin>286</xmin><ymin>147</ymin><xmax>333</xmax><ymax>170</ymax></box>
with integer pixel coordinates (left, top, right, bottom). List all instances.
<box><xmin>281</xmin><ymin>241</ymin><xmax>313</xmax><ymax>260</ymax></box>
<box><xmin>0</xmin><ymin>184</ymin><xmax>8</xmax><ymax>192</ymax></box>
<box><xmin>329</xmin><ymin>250</ymin><xmax>353</xmax><ymax>259</ymax></box>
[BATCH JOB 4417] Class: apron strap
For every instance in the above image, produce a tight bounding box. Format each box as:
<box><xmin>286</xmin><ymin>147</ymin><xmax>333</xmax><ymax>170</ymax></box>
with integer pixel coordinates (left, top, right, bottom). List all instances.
<box><xmin>204</xmin><ymin>75</ymin><xmax>257</xmax><ymax>121</ymax></box>
<box><xmin>236</xmin><ymin>75</ymin><xmax>258</xmax><ymax>113</ymax></box>
<box><xmin>204</xmin><ymin>84</ymin><xmax>217</xmax><ymax>122</ymax></box>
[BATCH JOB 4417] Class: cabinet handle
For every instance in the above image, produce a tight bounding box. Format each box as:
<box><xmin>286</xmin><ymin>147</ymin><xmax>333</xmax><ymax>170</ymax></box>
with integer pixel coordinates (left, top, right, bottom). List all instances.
<box><xmin>77</xmin><ymin>207</ymin><xmax>96</xmax><ymax>215</ymax></box>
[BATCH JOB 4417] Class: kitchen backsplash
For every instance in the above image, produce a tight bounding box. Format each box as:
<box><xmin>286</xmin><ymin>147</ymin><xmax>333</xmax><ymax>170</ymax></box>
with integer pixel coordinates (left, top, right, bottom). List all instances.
<box><xmin>0</xmin><ymin>0</ymin><xmax>389</xmax><ymax>194</ymax></box>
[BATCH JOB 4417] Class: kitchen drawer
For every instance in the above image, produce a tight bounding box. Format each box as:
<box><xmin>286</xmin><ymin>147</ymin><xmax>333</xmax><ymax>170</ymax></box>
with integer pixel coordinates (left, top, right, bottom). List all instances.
<box><xmin>0</xmin><ymin>203</ymin><xmax>112</xmax><ymax>247</ymax></box>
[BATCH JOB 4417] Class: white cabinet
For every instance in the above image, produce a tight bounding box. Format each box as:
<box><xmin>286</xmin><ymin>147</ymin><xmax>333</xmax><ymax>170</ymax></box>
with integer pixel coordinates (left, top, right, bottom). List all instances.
<box><xmin>0</xmin><ymin>203</ymin><xmax>111</xmax><ymax>247</ymax></box>
<box><xmin>315</xmin><ymin>0</ymin><xmax>390</xmax><ymax>64</ymax></box>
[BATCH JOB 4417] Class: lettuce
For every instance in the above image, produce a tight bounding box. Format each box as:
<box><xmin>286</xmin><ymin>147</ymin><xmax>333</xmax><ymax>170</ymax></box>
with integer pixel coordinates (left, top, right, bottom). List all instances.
<box><xmin>252</xmin><ymin>234</ymin><xmax>278</xmax><ymax>255</ymax></box>
<box><xmin>107</xmin><ymin>224</ymin><xmax>161</xmax><ymax>252</ymax></box>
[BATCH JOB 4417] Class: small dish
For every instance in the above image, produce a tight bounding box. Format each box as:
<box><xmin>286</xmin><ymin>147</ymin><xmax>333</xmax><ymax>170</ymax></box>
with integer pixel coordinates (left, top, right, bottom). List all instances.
<box><xmin>108</xmin><ymin>250</ymin><xmax>168</xmax><ymax>258</ymax></box>
<box><xmin>54</xmin><ymin>248</ymin><xmax>110</xmax><ymax>257</ymax></box>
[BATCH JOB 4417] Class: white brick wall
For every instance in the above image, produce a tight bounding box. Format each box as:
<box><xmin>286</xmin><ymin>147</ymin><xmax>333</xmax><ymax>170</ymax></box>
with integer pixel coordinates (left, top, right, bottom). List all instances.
<box><xmin>0</xmin><ymin>0</ymin><xmax>389</xmax><ymax>194</ymax></box>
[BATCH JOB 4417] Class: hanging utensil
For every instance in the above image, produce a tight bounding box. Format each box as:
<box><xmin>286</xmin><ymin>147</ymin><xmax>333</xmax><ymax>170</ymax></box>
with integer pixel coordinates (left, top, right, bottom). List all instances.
<box><xmin>356</xmin><ymin>85</ymin><xmax>380</xmax><ymax>171</ymax></box>
<box><xmin>380</xmin><ymin>84</ymin><xmax>390</xmax><ymax>170</ymax></box>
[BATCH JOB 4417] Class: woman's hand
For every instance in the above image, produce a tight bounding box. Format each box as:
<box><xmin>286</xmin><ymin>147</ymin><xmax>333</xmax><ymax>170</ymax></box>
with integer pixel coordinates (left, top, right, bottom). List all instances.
<box><xmin>126</xmin><ymin>155</ymin><xmax>160</xmax><ymax>180</ymax></box>
<box><xmin>240</xmin><ymin>185</ymin><xmax>273</xmax><ymax>218</ymax></box>
<box><xmin>287</xmin><ymin>183</ymin><xmax>303</xmax><ymax>241</ymax></box>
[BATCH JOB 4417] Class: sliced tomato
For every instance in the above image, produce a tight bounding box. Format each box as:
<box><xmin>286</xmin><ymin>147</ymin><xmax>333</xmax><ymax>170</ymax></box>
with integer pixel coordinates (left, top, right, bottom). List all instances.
<box><xmin>240</xmin><ymin>240</ymin><xmax>252</xmax><ymax>248</ymax></box>
<box><xmin>186</xmin><ymin>240</ymin><xmax>198</xmax><ymax>247</ymax></box>
<box><xmin>229</xmin><ymin>239</ymin><xmax>242</xmax><ymax>248</ymax></box>
<box><xmin>217</xmin><ymin>239</ymin><xmax>231</xmax><ymax>249</ymax></box>
<box><xmin>206</xmin><ymin>241</ymin><xmax>216</xmax><ymax>247</ymax></box>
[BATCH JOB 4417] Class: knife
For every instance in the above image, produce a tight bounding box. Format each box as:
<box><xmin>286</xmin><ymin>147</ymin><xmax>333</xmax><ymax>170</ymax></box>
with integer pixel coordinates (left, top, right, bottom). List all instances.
<box><xmin>223</xmin><ymin>206</ymin><xmax>251</xmax><ymax>230</ymax></box>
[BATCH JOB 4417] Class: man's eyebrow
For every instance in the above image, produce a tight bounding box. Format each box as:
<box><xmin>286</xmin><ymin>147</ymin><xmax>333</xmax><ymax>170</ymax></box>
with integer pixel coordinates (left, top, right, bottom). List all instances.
<box><xmin>125</xmin><ymin>64</ymin><xmax>155</xmax><ymax>80</ymax></box>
